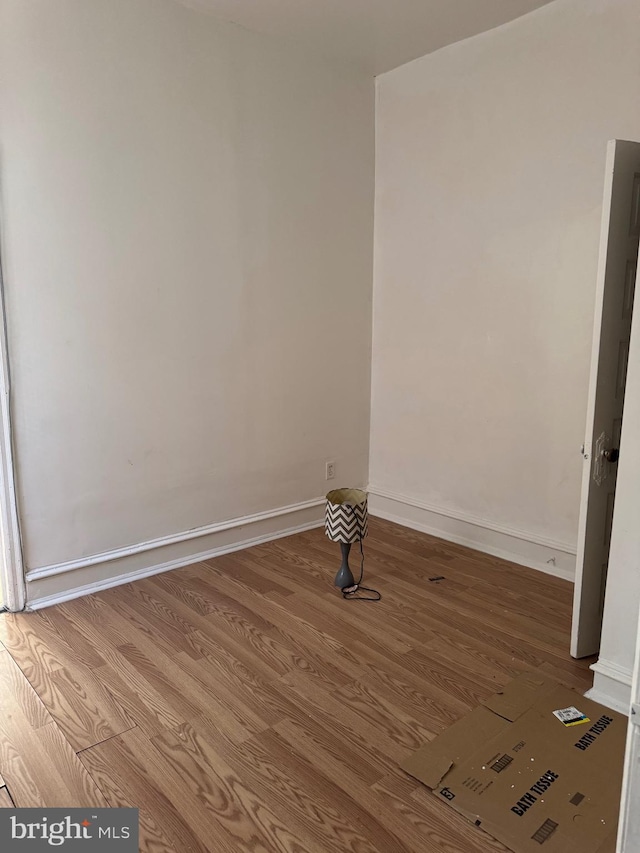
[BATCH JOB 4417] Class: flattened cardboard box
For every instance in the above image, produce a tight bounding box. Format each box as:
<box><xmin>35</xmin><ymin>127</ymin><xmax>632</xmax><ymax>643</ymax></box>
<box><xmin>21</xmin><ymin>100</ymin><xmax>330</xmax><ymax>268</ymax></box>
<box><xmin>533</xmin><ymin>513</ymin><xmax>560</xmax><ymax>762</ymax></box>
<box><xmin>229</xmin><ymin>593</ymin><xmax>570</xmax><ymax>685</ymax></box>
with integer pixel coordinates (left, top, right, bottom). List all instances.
<box><xmin>401</xmin><ymin>673</ymin><xmax>625</xmax><ymax>853</ymax></box>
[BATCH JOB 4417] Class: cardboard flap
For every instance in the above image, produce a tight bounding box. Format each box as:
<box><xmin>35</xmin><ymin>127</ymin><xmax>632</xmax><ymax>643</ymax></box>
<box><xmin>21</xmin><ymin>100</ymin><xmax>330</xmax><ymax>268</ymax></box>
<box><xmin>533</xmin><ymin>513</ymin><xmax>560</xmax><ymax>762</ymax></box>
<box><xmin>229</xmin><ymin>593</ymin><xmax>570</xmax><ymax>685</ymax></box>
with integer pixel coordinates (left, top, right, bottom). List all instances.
<box><xmin>402</xmin><ymin>672</ymin><xmax>626</xmax><ymax>853</ymax></box>
<box><xmin>482</xmin><ymin>672</ymin><xmax>556</xmax><ymax>722</ymax></box>
<box><xmin>594</xmin><ymin>831</ymin><xmax>618</xmax><ymax>853</ymax></box>
<box><xmin>401</xmin><ymin>706</ymin><xmax>510</xmax><ymax>788</ymax></box>
<box><xmin>402</xmin><ymin>750</ymin><xmax>453</xmax><ymax>788</ymax></box>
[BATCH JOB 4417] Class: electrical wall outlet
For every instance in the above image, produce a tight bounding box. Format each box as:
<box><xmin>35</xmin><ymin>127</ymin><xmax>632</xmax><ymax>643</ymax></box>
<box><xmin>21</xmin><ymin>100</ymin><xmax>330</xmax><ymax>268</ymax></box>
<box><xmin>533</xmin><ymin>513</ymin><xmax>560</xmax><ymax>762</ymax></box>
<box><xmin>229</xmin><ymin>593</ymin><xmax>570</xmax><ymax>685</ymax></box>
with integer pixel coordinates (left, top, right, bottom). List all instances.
<box><xmin>325</xmin><ymin>461</ymin><xmax>335</xmax><ymax>480</ymax></box>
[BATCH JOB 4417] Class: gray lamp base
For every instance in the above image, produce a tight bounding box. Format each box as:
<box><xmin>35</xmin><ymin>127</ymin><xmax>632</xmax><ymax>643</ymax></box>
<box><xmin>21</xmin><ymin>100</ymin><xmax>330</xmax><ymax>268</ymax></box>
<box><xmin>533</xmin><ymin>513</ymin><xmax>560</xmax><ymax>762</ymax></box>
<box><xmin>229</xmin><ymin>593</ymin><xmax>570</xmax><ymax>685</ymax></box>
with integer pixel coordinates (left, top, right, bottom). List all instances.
<box><xmin>334</xmin><ymin>542</ymin><xmax>355</xmax><ymax>589</ymax></box>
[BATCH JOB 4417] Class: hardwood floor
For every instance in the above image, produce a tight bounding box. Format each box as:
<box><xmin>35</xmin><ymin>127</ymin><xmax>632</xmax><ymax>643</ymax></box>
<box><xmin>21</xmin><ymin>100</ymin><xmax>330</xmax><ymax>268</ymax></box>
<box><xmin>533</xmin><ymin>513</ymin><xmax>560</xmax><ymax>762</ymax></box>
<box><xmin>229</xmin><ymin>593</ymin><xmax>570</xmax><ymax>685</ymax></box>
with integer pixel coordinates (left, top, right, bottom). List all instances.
<box><xmin>0</xmin><ymin>518</ymin><xmax>594</xmax><ymax>852</ymax></box>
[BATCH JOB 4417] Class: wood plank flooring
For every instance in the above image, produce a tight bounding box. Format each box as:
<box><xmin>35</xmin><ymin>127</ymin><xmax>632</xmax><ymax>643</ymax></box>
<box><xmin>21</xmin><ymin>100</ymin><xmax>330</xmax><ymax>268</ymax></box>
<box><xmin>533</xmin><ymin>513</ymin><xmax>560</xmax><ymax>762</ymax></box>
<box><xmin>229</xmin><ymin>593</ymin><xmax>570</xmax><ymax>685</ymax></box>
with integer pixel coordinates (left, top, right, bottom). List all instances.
<box><xmin>0</xmin><ymin>518</ymin><xmax>595</xmax><ymax>852</ymax></box>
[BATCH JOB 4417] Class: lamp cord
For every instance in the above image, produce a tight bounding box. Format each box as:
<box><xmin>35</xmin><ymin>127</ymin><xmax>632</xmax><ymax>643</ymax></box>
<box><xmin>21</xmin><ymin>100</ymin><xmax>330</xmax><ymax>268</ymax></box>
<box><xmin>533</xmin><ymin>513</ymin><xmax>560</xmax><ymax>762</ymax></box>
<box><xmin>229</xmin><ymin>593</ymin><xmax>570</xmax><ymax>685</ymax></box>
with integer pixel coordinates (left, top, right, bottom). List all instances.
<box><xmin>341</xmin><ymin>504</ymin><xmax>381</xmax><ymax>602</ymax></box>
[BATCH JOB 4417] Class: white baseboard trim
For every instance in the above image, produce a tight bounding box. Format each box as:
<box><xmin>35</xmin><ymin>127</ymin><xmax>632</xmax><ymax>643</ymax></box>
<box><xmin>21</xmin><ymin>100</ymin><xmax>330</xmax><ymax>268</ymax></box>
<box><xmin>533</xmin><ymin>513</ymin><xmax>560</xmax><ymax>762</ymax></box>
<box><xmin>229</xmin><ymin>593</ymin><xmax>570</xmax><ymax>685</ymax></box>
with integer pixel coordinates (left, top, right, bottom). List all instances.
<box><xmin>591</xmin><ymin>658</ymin><xmax>634</xmax><ymax>687</ymax></box>
<box><xmin>584</xmin><ymin>685</ymin><xmax>630</xmax><ymax>716</ymax></box>
<box><xmin>367</xmin><ymin>485</ymin><xmax>576</xmax><ymax>581</ymax></box>
<box><xmin>26</xmin><ymin>498</ymin><xmax>325</xmax><ymax>609</ymax></box>
<box><xmin>27</xmin><ymin>497</ymin><xmax>324</xmax><ymax>581</ymax></box>
<box><xmin>586</xmin><ymin>658</ymin><xmax>632</xmax><ymax>715</ymax></box>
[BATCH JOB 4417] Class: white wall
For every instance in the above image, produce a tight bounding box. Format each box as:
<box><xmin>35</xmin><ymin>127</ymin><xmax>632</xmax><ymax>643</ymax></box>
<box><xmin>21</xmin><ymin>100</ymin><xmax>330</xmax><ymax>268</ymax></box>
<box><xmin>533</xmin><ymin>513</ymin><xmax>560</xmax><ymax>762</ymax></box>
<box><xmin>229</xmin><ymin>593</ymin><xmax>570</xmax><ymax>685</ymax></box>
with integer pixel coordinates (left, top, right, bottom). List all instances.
<box><xmin>369</xmin><ymin>0</ymin><xmax>640</xmax><ymax>575</ymax></box>
<box><xmin>0</xmin><ymin>0</ymin><xmax>374</xmax><ymax>602</ymax></box>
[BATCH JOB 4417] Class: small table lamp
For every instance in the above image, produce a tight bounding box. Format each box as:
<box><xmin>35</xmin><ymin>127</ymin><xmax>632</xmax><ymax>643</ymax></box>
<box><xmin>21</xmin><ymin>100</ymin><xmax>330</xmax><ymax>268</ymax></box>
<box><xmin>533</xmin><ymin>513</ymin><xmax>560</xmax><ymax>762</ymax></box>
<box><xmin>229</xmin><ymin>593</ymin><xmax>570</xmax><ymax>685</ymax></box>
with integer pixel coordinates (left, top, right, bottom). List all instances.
<box><xmin>325</xmin><ymin>488</ymin><xmax>368</xmax><ymax>589</ymax></box>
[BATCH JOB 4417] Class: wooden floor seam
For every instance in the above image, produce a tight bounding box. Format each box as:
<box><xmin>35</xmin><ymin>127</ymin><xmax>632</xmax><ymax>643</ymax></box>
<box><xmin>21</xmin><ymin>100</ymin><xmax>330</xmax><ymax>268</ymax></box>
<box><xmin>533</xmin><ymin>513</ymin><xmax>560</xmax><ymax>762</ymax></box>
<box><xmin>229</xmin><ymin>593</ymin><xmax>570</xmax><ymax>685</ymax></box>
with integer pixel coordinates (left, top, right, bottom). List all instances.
<box><xmin>0</xmin><ymin>518</ymin><xmax>595</xmax><ymax>852</ymax></box>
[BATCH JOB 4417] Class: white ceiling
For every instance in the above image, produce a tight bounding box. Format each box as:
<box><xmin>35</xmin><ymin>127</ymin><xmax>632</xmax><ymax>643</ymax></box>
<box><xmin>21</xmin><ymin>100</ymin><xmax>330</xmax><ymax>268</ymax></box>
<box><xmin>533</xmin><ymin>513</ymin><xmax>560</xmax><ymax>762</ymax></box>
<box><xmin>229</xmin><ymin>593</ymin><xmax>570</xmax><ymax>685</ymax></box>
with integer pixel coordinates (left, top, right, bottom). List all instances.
<box><xmin>177</xmin><ymin>0</ymin><xmax>555</xmax><ymax>75</ymax></box>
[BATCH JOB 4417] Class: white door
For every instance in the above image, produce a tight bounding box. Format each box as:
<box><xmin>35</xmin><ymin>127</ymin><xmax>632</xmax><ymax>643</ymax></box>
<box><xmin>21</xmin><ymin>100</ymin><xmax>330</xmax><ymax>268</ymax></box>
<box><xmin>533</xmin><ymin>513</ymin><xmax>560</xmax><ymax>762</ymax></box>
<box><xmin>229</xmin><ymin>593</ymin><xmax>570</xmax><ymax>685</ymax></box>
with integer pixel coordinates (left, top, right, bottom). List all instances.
<box><xmin>571</xmin><ymin>140</ymin><xmax>640</xmax><ymax>659</ymax></box>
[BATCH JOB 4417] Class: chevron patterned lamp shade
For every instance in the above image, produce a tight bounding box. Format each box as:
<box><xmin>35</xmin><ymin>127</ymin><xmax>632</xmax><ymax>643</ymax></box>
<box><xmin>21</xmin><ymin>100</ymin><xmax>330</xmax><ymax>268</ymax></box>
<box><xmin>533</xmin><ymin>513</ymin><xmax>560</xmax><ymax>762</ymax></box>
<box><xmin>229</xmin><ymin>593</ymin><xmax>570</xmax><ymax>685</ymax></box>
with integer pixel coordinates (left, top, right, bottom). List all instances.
<box><xmin>325</xmin><ymin>488</ymin><xmax>368</xmax><ymax>543</ymax></box>
<box><xmin>325</xmin><ymin>488</ymin><xmax>368</xmax><ymax>589</ymax></box>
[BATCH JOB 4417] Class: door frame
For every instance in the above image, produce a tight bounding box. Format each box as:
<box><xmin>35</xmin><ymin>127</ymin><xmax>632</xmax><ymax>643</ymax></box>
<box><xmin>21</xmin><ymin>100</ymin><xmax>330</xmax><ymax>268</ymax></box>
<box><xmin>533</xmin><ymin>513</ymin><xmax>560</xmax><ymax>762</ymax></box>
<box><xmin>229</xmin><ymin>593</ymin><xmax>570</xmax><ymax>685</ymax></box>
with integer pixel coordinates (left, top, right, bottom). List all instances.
<box><xmin>617</xmin><ymin>599</ymin><xmax>640</xmax><ymax>851</ymax></box>
<box><xmin>0</xmin><ymin>230</ymin><xmax>25</xmax><ymax>612</ymax></box>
